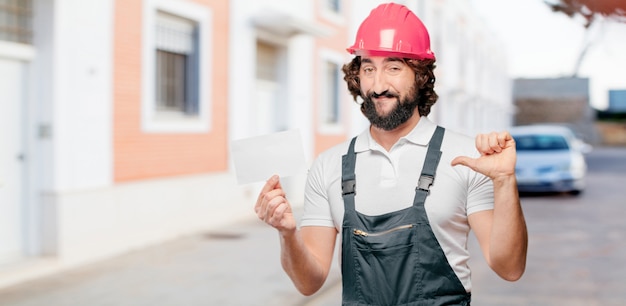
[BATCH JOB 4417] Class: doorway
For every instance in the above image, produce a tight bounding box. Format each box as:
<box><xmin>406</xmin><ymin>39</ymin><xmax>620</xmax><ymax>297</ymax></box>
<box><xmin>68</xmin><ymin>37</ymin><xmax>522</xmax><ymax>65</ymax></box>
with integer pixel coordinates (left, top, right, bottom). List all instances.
<box><xmin>0</xmin><ymin>57</ymin><xmax>26</xmax><ymax>264</ymax></box>
<box><xmin>254</xmin><ymin>40</ymin><xmax>288</xmax><ymax>134</ymax></box>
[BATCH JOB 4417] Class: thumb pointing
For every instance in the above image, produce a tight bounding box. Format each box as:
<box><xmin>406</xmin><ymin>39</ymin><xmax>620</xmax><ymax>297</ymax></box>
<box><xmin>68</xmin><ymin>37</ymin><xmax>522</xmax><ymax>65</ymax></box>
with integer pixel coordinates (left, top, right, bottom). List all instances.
<box><xmin>451</xmin><ymin>156</ymin><xmax>475</xmax><ymax>169</ymax></box>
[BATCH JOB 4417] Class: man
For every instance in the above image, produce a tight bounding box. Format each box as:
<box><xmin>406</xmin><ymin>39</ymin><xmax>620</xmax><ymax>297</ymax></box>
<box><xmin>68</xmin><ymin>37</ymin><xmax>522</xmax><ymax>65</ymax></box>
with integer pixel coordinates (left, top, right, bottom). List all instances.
<box><xmin>255</xmin><ymin>2</ymin><xmax>527</xmax><ymax>305</ymax></box>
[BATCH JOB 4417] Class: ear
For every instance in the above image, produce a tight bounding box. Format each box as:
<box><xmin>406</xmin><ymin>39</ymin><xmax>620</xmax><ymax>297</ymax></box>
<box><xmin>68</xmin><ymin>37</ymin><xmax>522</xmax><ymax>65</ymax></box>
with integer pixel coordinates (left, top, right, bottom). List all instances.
<box><xmin>416</xmin><ymin>73</ymin><xmax>430</xmax><ymax>88</ymax></box>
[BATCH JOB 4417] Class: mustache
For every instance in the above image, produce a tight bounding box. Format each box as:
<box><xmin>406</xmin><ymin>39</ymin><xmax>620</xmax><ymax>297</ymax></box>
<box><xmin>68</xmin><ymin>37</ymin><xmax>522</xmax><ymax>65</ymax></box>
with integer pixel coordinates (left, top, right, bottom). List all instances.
<box><xmin>367</xmin><ymin>90</ymin><xmax>399</xmax><ymax>99</ymax></box>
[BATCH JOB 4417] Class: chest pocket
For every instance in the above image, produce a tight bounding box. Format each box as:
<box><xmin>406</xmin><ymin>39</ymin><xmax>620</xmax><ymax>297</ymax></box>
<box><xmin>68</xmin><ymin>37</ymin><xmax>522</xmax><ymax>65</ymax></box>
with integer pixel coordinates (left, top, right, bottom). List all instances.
<box><xmin>353</xmin><ymin>223</ymin><xmax>415</xmax><ymax>255</ymax></box>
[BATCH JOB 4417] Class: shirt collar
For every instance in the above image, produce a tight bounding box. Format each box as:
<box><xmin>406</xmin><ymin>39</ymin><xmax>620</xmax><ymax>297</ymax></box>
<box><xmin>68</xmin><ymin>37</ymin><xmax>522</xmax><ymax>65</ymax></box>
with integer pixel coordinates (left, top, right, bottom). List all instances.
<box><xmin>354</xmin><ymin>116</ymin><xmax>437</xmax><ymax>153</ymax></box>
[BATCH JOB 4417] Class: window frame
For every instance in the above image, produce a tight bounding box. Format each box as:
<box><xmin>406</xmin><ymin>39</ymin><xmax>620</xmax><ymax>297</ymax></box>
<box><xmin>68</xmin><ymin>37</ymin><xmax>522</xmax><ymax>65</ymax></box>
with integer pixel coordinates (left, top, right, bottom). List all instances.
<box><xmin>0</xmin><ymin>40</ymin><xmax>35</xmax><ymax>60</ymax></box>
<box><xmin>141</xmin><ymin>0</ymin><xmax>212</xmax><ymax>133</ymax></box>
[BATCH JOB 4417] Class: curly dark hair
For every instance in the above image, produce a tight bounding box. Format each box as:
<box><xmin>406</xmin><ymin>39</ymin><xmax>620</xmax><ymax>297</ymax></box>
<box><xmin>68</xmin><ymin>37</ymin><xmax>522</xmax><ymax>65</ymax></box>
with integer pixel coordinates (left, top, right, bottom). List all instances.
<box><xmin>341</xmin><ymin>57</ymin><xmax>438</xmax><ymax>116</ymax></box>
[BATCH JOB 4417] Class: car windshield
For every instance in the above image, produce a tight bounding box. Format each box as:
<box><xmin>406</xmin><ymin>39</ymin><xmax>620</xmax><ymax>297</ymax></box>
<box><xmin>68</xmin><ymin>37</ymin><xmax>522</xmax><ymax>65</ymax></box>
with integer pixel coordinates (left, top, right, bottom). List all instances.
<box><xmin>514</xmin><ymin>134</ymin><xmax>570</xmax><ymax>151</ymax></box>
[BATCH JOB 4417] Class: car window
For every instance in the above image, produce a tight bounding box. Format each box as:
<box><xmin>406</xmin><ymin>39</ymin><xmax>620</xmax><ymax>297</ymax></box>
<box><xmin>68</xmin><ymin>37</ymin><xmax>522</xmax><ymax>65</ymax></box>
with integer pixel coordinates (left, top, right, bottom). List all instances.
<box><xmin>514</xmin><ymin>135</ymin><xmax>570</xmax><ymax>151</ymax></box>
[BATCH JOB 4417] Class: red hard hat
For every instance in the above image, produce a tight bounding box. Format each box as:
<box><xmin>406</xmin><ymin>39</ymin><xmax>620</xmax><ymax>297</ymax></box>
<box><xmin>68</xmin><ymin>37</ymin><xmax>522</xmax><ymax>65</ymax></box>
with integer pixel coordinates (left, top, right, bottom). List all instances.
<box><xmin>347</xmin><ymin>3</ymin><xmax>435</xmax><ymax>60</ymax></box>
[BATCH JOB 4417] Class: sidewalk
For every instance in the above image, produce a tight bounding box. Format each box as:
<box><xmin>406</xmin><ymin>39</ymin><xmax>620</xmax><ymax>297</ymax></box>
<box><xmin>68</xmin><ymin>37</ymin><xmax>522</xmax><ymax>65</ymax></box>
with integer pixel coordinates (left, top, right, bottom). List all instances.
<box><xmin>0</xmin><ymin>216</ymin><xmax>342</xmax><ymax>306</ymax></box>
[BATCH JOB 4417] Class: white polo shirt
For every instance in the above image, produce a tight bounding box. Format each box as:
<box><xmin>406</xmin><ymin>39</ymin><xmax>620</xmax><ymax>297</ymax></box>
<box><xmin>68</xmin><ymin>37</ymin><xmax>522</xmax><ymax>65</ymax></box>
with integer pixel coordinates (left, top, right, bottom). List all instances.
<box><xmin>301</xmin><ymin>116</ymin><xmax>494</xmax><ymax>292</ymax></box>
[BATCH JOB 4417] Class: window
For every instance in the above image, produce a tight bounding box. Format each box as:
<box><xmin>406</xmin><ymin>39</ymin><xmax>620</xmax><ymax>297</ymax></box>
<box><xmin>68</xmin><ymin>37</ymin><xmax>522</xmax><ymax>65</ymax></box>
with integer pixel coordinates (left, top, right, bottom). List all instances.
<box><xmin>155</xmin><ymin>12</ymin><xmax>199</xmax><ymax>115</ymax></box>
<box><xmin>515</xmin><ymin>135</ymin><xmax>570</xmax><ymax>151</ymax></box>
<box><xmin>323</xmin><ymin>60</ymin><xmax>341</xmax><ymax>124</ymax></box>
<box><xmin>325</xmin><ymin>0</ymin><xmax>340</xmax><ymax>13</ymax></box>
<box><xmin>0</xmin><ymin>0</ymin><xmax>32</xmax><ymax>44</ymax></box>
<box><xmin>320</xmin><ymin>0</ymin><xmax>344</xmax><ymax>24</ymax></box>
<box><xmin>318</xmin><ymin>50</ymin><xmax>346</xmax><ymax>133</ymax></box>
<box><xmin>142</xmin><ymin>0</ymin><xmax>212</xmax><ymax>133</ymax></box>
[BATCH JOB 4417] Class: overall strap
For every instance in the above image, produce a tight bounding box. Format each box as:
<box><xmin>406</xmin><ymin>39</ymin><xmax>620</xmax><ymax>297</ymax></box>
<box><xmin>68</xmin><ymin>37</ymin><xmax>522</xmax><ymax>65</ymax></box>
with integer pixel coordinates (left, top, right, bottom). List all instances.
<box><xmin>414</xmin><ymin>126</ymin><xmax>445</xmax><ymax>215</ymax></box>
<box><xmin>341</xmin><ymin>137</ymin><xmax>358</xmax><ymax>216</ymax></box>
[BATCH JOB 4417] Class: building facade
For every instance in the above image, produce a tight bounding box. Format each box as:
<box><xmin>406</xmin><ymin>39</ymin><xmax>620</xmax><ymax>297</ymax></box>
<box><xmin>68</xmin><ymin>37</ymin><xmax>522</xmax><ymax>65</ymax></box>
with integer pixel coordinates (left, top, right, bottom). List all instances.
<box><xmin>0</xmin><ymin>0</ymin><xmax>512</xmax><ymax>288</ymax></box>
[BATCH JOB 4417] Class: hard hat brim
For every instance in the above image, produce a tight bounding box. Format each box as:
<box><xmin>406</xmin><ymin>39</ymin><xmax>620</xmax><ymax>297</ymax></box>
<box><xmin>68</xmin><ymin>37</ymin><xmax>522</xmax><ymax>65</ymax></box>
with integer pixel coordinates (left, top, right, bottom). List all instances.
<box><xmin>347</xmin><ymin>48</ymin><xmax>436</xmax><ymax>61</ymax></box>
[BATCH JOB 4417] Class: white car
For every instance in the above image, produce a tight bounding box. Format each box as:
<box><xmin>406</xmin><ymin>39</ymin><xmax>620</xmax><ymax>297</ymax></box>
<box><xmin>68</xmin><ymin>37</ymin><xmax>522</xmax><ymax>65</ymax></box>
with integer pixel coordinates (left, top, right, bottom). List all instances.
<box><xmin>510</xmin><ymin>125</ymin><xmax>591</xmax><ymax>195</ymax></box>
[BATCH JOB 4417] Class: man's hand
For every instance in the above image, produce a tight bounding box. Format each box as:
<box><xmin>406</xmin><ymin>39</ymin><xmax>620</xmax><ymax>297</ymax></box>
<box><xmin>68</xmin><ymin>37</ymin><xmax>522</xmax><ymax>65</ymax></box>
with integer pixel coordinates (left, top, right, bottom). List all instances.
<box><xmin>255</xmin><ymin>175</ymin><xmax>296</xmax><ymax>234</ymax></box>
<box><xmin>457</xmin><ymin>132</ymin><xmax>528</xmax><ymax>281</ymax></box>
<box><xmin>451</xmin><ymin>131</ymin><xmax>517</xmax><ymax>180</ymax></box>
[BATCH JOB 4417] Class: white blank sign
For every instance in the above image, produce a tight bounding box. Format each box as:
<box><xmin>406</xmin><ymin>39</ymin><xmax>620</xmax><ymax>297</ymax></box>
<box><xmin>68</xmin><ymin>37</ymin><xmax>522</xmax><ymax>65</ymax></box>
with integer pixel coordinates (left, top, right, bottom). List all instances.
<box><xmin>230</xmin><ymin>130</ymin><xmax>307</xmax><ymax>184</ymax></box>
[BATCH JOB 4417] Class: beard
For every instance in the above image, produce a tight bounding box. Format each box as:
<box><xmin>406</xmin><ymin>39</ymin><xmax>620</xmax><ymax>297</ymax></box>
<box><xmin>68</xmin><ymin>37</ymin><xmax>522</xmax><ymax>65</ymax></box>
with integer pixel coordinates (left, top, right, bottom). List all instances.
<box><xmin>360</xmin><ymin>87</ymin><xmax>420</xmax><ymax>131</ymax></box>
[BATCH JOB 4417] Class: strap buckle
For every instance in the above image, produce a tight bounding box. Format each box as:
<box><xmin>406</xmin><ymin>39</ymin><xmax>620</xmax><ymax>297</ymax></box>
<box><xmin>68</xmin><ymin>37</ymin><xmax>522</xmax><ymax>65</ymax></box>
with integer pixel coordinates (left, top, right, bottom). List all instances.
<box><xmin>416</xmin><ymin>175</ymin><xmax>434</xmax><ymax>192</ymax></box>
<box><xmin>342</xmin><ymin>180</ymin><xmax>356</xmax><ymax>196</ymax></box>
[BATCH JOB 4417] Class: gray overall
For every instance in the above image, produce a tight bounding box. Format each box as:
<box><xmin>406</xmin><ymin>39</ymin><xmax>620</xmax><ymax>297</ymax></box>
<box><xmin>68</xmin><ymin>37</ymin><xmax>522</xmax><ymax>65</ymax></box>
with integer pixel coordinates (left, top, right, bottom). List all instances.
<box><xmin>340</xmin><ymin>127</ymin><xmax>470</xmax><ymax>306</ymax></box>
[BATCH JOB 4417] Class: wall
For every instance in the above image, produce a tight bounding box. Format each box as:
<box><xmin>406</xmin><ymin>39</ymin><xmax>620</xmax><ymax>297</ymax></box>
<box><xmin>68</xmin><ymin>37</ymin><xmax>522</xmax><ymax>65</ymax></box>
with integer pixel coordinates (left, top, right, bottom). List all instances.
<box><xmin>114</xmin><ymin>0</ymin><xmax>229</xmax><ymax>182</ymax></box>
<box><xmin>513</xmin><ymin>77</ymin><xmax>597</xmax><ymax>142</ymax></box>
<box><xmin>11</xmin><ymin>0</ymin><xmax>243</xmax><ymax>284</ymax></box>
<box><xmin>596</xmin><ymin>122</ymin><xmax>626</xmax><ymax>146</ymax></box>
<box><xmin>515</xmin><ymin>97</ymin><xmax>590</xmax><ymax>125</ymax></box>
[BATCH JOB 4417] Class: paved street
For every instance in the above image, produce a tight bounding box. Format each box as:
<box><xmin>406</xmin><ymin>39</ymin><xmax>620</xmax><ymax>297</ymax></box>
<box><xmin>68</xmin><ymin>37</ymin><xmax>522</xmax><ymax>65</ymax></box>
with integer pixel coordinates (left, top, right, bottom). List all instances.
<box><xmin>0</xmin><ymin>147</ymin><xmax>625</xmax><ymax>305</ymax></box>
<box><xmin>0</xmin><ymin>216</ymin><xmax>341</xmax><ymax>306</ymax></box>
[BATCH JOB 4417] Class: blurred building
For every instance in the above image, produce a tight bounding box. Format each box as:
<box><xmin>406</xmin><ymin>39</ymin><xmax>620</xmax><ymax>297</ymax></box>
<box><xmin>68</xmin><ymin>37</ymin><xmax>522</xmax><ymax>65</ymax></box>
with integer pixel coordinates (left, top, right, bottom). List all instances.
<box><xmin>595</xmin><ymin>89</ymin><xmax>626</xmax><ymax>145</ymax></box>
<box><xmin>0</xmin><ymin>0</ymin><xmax>512</xmax><ymax>288</ymax></box>
<box><xmin>419</xmin><ymin>0</ymin><xmax>514</xmax><ymax>135</ymax></box>
<box><xmin>608</xmin><ymin>89</ymin><xmax>626</xmax><ymax>112</ymax></box>
<box><xmin>513</xmin><ymin>77</ymin><xmax>598</xmax><ymax>143</ymax></box>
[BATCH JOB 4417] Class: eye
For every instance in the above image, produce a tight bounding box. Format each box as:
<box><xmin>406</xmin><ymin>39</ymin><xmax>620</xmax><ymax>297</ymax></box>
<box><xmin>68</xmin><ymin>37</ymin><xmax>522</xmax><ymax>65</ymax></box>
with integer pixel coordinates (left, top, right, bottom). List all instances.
<box><xmin>387</xmin><ymin>66</ymin><xmax>402</xmax><ymax>74</ymax></box>
<box><xmin>361</xmin><ymin>66</ymin><xmax>375</xmax><ymax>76</ymax></box>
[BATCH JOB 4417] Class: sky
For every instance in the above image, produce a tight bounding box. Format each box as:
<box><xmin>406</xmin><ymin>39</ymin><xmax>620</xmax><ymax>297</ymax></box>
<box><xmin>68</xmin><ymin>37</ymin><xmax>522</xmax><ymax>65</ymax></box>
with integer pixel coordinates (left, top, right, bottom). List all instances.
<box><xmin>469</xmin><ymin>0</ymin><xmax>626</xmax><ymax>110</ymax></box>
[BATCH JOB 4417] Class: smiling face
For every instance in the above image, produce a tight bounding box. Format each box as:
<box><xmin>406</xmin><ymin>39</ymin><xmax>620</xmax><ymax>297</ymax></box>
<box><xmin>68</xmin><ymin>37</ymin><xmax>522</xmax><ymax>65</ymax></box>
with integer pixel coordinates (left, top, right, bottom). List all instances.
<box><xmin>358</xmin><ymin>56</ymin><xmax>420</xmax><ymax>131</ymax></box>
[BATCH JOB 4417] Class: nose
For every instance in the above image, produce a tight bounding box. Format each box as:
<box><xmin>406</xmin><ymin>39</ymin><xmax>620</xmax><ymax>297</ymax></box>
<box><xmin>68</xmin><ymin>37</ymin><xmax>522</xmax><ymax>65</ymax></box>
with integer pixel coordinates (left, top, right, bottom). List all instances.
<box><xmin>371</xmin><ymin>70</ymin><xmax>389</xmax><ymax>96</ymax></box>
